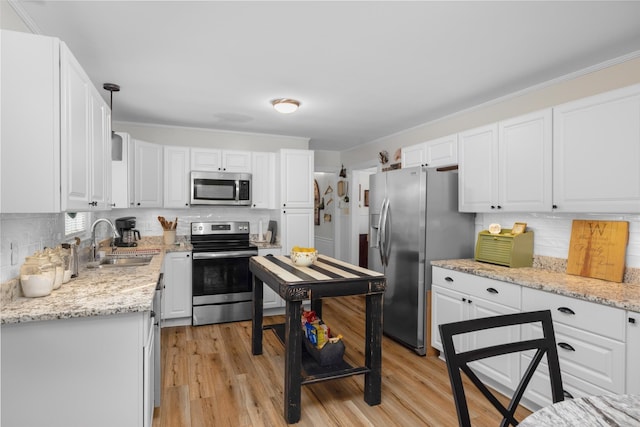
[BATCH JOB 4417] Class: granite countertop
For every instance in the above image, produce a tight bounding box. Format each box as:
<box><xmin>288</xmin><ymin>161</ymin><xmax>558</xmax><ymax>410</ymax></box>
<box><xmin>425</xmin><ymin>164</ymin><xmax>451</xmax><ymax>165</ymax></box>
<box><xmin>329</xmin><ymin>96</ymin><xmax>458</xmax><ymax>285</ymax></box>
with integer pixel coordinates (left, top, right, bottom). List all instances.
<box><xmin>431</xmin><ymin>258</ymin><xmax>640</xmax><ymax>312</ymax></box>
<box><xmin>1</xmin><ymin>236</ymin><xmax>192</xmax><ymax>325</ymax></box>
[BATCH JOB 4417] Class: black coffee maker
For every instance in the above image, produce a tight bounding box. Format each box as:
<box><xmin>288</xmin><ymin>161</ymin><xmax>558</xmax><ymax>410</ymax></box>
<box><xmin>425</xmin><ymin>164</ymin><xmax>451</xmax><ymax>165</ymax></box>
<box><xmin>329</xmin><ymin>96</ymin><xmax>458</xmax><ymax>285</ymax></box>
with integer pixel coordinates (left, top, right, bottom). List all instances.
<box><xmin>115</xmin><ymin>217</ymin><xmax>141</xmax><ymax>247</ymax></box>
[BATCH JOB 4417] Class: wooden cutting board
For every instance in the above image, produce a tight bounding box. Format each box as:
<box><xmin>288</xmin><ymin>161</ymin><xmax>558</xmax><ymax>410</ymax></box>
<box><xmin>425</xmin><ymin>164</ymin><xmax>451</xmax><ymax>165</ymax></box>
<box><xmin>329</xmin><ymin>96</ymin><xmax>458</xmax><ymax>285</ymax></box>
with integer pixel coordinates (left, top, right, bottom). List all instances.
<box><xmin>566</xmin><ymin>220</ymin><xmax>629</xmax><ymax>282</ymax></box>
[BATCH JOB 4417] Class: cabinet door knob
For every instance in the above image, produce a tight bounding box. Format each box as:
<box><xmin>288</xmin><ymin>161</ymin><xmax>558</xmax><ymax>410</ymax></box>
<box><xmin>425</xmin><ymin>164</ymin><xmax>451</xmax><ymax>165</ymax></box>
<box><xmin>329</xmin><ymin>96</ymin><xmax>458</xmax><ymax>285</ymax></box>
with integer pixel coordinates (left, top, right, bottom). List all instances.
<box><xmin>629</xmin><ymin>317</ymin><xmax>637</xmax><ymax>324</ymax></box>
<box><xmin>552</xmin><ymin>204</ymin><xmax>558</xmax><ymax>209</ymax></box>
<box><xmin>490</xmin><ymin>205</ymin><xmax>496</xmax><ymax>209</ymax></box>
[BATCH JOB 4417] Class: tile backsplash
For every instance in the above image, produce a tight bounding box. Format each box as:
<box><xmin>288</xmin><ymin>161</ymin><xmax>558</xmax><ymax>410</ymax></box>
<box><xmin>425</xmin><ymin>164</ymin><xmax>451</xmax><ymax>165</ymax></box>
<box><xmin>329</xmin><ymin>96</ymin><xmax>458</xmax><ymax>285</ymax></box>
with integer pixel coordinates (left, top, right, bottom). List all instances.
<box><xmin>0</xmin><ymin>207</ymin><xmax>280</xmax><ymax>282</ymax></box>
<box><xmin>477</xmin><ymin>212</ymin><xmax>640</xmax><ymax>269</ymax></box>
<box><xmin>1</xmin><ymin>213</ymin><xmax>65</xmax><ymax>282</ymax></box>
<box><xmin>2</xmin><ymin>209</ymin><xmax>639</xmax><ymax>283</ymax></box>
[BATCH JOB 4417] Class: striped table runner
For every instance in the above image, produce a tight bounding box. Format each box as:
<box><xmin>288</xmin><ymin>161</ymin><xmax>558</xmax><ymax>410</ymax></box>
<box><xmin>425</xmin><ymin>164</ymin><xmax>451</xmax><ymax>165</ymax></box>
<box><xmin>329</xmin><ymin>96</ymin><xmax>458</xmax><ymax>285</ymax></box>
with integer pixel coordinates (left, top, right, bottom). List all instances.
<box><xmin>252</xmin><ymin>254</ymin><xmax>384</xmax><ymax>284</ymax></box>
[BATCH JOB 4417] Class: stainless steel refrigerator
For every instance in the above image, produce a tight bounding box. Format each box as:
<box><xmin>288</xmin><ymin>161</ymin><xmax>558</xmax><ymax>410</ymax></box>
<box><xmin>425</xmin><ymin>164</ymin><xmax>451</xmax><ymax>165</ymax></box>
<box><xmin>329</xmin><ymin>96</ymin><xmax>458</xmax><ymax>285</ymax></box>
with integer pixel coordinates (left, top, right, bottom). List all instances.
<box><xmin>369</xmin><ymin>167</ymin><xmax>474</xmax><ymax>355</ymax></box>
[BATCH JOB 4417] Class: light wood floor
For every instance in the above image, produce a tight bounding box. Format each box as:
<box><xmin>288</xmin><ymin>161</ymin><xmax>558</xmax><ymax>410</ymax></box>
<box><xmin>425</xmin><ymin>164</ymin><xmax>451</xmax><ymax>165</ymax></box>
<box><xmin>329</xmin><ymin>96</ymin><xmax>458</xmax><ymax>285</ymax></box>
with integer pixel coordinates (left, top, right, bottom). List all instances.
<box><xmin>152</xmin><ymin>296</ymin><xmax>531</xmax><ymax>426</ymax></box>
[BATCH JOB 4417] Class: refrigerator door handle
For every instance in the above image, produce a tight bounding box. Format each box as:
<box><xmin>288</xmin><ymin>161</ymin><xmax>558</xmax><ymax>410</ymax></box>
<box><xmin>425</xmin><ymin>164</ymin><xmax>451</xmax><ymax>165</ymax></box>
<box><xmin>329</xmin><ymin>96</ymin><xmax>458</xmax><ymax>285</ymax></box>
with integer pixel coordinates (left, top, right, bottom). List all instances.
<box><xmin>379</xmin><ymin>198</ymin><xmax>390</xmax><ymax>266</ymax></box>
<box><xmin>383</xmin><ymin>199</ymin><xmax>392</xmax><ymax>265</ymax></box>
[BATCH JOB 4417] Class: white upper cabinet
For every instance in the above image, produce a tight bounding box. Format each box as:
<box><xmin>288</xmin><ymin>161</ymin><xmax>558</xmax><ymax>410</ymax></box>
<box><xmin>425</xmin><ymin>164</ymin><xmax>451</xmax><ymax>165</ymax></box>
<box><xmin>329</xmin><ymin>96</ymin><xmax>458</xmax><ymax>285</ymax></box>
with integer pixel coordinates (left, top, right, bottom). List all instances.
<box><xmin>133</xmin><ymin>139</ymin><xmax>163</xmax><ymax>208</ymax></box>
<box><xmin>1</xmin><ymin>31</ymin><xmax>111</xmax><ymax>213</ymax></box>
<box><xmin>402</xmin><ymin>134</ymin><xmax>458</xmax><ymax>169</ymax></box>
<box><xmin>190</xmin><ymin>148</ymin><xmax>251</xmax><ymax>173</ymax></box>
<box><xmin>458</xmin><ymin>123</ymin><xmax>499</xmax><ymax>212</ymax></box>
<box><xmin>60</xmin><ymin>43</ymin><xmax>91</xmax><ymax>212</ymax></box>
<box><xmin>1</xmin><ymin>31</ymin><xmax>61</xmax><ymax>213</ymax></box>
<box><xmin>222</xmin><ymin>150</ymin><xmax>252</xmax><ymax>172</ymax></box>
<box><xmin>89</xmin><ymin>85</ymin><xmax>112</xmax><ymax>210</ymax></box>
<box><xmin>553</xmin><ymin>84</ymin><xmax>640</xmax><ymax>213</ymax></box>
<box><xmin>459</xmin><ymin>109</ymin><xmax>552</xmax><ymax>212</ymax></box>
<box><xmin>163</xmin><ymin>146</ymin><xmax>191</xmax><ymax>208</ymax></box>
<box><xmin>279</xmin><ymin>149</ymin><xmax>314</xmax><ymax>208</ymax></box>
<box><xmin>498</xmin><ymin>109</ymin><xmax>552</xmax><ymax>212</ymax></box>
<box><xmin>61</xmin><ymin>43</ymin><xmax>112</xmax><ymax>212</ymax></box>
<box><xmin>251</xmin><ymin>152</ymin><xmax>276</xmax><ymax>209</ymax></box>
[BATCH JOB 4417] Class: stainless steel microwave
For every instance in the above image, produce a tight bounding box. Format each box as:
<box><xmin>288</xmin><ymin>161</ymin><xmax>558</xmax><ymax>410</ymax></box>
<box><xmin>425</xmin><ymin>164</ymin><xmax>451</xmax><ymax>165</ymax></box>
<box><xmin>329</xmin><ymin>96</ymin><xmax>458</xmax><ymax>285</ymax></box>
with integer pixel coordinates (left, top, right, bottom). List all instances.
<box><xmin>190</xmin><ymin>171</ymin><xmax>252</xmax><ymax>206</ymax></box>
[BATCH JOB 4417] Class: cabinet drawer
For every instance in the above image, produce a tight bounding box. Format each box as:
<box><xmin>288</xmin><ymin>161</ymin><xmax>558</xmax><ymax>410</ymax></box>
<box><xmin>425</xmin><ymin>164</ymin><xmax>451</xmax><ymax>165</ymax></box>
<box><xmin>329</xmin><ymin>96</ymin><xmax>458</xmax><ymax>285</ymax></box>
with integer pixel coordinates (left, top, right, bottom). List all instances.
<box><xmin>523</xmin><ymin>322</ymin><xmax>625</xmax><ymax>393</ymax></box>
<box><xmin>432</xmin><ymin>267</ymin><xmax>521</xmax><ymax>309</ymax></box>
<box><xmin>522</xmin><ymin>287</ymin><xmax>625</xmax><ymax>341</ymax></box>
<box><xmin>522</xmin><ymin>357</ymin><xmax>612</xmax><ymax>410</ymax></box>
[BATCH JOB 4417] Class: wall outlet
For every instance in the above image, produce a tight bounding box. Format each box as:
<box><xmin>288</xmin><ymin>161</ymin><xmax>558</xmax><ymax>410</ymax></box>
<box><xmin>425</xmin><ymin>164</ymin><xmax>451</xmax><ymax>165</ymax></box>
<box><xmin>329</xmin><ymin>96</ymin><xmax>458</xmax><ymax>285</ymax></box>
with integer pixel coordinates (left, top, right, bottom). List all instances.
<box><xmin>10</xmin><ymin>242</ymin><xmax>19</xmax><ymax>265</ymax></box>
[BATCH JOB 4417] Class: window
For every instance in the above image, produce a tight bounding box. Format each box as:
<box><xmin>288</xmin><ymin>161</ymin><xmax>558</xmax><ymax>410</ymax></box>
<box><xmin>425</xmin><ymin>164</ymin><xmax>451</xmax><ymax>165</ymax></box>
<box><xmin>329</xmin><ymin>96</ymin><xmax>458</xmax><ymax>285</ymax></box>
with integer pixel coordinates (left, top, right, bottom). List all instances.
<box><xmin>65</xmin><ymin>212</ymin><xmax>90</xmax><ymax>237</ymax></box>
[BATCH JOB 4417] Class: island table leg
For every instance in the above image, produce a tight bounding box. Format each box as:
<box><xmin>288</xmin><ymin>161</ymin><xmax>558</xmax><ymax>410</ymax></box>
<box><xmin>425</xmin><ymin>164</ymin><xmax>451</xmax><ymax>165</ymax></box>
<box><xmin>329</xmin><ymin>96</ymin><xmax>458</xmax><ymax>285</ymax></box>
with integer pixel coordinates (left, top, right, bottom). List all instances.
<box><xmin>284</xmin><ymin>299</ymin><xmax>303</xmax><ymax>423</ymax></box>
<box><xmin>364</xmin><ymin>293</ymin><xmax>383</xmax><ymax>405</ymax></box>
<box><xmin>251</xmin><ymin>275</ymin><xmax>264</xmax><ymax>355</ymax></box>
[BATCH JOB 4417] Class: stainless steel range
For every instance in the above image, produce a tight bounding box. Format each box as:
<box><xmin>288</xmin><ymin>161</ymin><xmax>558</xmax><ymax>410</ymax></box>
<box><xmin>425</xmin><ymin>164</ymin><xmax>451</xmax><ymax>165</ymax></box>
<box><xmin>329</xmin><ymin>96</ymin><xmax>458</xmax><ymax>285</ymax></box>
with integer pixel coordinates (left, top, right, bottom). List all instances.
<box><xmin>191</xmin><ymin>221</ymin><xmax>258</xmax><ymax>326</ymax></box>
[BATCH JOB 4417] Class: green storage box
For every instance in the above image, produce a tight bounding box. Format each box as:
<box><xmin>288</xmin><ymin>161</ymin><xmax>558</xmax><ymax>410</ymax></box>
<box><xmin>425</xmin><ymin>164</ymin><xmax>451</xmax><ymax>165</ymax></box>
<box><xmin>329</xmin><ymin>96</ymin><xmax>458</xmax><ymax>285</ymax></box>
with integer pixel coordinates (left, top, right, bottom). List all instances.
<box><xmin>475</xmin><ymin>229</ymin><xmax>534</xmax><ymax>268</ymax></box>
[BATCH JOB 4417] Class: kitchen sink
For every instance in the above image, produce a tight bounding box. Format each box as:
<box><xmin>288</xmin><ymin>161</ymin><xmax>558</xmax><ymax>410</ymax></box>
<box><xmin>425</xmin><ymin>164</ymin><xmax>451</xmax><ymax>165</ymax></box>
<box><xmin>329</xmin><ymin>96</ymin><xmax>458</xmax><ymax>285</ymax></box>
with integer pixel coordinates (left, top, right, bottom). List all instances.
<box><xmin>99</xmin><ymin>255</ymin><xmax>153</xmax><ymax>267</ymax></box>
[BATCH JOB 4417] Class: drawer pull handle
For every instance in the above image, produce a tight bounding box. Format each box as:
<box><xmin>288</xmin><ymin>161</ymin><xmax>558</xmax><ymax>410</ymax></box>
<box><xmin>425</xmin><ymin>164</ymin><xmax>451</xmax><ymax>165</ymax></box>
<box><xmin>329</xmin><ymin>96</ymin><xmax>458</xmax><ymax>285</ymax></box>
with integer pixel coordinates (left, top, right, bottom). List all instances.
<box><xmin>445</xmin><ymin>276</ymin><xmax>454</xmax><ymax>282</ymax></box>
<box><xmin>563</xmin><ymin>390</ymin><xmax>574</xmax><ymax>399</ymax></box>
<box><xmin>486</xmin><ymin>287</ymin><xmax>499</xmax><ymax>294</ymax></box>
<box><xmin>558</xmin><ymin>342</ymin><xmax>575</xmax><ymax>352</ymax></box>
<box><xmin>557</xmin><ymin>306</ymin><xmax>576</xmax><ymax>315</ymax></box>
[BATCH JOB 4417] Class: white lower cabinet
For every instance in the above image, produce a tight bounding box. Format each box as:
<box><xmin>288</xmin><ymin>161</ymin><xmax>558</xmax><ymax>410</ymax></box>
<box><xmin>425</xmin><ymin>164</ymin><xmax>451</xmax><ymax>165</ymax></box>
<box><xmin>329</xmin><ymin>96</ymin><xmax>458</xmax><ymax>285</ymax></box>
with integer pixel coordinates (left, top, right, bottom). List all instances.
<box><xmin>1</xmin><ymin>313</ymin><xmax>149</xmax><ymax>427</ymax></box>
<box><xmin>431</xmin><ymin>267</ymin><xmax>636</xmax><ymax>412</ymax></box>
<box><xmin>521</xmin><ymin>286</ymin><xmax>626</xmax><ymax>408</ymax></box>
<box><xmin>627</xmin><ymin>311</ymin><xmax>640</xmax><ymax>394</ymax></box>
<box><xmin>258</xmin><ymin>248</ymin><xmax>285</xmax><ymax>313</ymax></box>
<box><xmin>162</xmin><ymin>252</ymin><xmax>192</xmax><ymax>326</ymax></box>
<box><xmin>431</xmin><ymin>267</ymin><xmax>522</xmax><ymax>391</ymax></box>
<box><xmin>143</xmin><ymin>311</ymin><xmax>155</xmax><ymax>427</ymax></box>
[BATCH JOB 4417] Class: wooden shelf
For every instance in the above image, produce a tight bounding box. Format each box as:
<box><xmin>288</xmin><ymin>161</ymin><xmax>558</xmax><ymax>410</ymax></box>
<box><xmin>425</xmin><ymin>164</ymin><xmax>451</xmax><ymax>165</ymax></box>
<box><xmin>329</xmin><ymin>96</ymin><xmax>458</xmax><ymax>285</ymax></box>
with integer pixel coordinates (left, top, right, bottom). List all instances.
<box><xmin>264</xmin><ymin>323</ymin><xmax>370</xmax><ymax>385</ymax></box>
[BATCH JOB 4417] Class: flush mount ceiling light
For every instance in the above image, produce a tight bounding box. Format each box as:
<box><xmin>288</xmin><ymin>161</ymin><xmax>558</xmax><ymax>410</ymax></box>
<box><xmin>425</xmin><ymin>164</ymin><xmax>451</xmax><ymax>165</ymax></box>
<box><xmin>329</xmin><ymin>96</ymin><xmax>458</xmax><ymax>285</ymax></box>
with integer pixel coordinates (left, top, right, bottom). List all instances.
<box><xmin>271</xmin><ymin>98</ymin><xmax>300</xmax><ymax>114</ymax></box>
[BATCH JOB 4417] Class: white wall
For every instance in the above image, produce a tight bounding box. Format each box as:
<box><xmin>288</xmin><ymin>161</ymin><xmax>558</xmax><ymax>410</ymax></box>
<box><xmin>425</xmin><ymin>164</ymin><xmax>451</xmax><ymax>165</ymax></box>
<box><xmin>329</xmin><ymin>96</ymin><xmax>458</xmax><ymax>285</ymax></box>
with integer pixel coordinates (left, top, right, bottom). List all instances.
<box><xmin>340</xmin><ymin>55</ymin><xmax>640</xmax><ymax>169</ymax></box>
<box><xmin>1</xmin><ymin>0</ymin><xmax>30</xmax><ymax>32</ymax></box>
<box><xmin>115</xmin><ymin>121</ymin><xmax>308</xmax><ymax>152</ymax></box>
<box><xmin>336</xmin><ymin>55</ymin><xmax>640</xmax><ymax>269</ymax></box>
<box><xmin>477</xmin><ymin>212</ymin><xmax>640</xmax><ymax>269</ymax></box>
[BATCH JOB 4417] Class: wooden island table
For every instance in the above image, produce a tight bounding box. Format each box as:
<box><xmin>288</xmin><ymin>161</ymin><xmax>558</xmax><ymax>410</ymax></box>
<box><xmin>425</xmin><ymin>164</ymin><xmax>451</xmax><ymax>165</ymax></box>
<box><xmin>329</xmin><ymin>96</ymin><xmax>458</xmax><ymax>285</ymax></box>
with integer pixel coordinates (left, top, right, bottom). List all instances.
<box><xmin>250</xmin><ymin>254</ymin><xmax>386</xmax><ymax>424</ymax></box>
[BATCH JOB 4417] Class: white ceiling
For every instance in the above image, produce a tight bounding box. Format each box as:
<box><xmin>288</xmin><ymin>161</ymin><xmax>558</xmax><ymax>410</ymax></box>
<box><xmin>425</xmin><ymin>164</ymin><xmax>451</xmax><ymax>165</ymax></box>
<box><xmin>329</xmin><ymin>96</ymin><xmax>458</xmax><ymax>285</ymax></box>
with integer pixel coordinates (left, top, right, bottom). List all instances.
<box><xmin>11</xmin><ymin>1</ymin><xmax>640</xmax><ymax>151</ymax></box>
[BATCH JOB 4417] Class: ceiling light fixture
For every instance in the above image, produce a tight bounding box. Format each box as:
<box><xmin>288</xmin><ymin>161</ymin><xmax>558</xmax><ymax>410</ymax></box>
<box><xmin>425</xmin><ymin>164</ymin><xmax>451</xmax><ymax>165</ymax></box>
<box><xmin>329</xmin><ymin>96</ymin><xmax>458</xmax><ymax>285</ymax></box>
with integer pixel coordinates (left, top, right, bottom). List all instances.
<box><xmin>271</xmin><ymin>98</ymin><xmax>300</xmax><ymax>114</ymax></box>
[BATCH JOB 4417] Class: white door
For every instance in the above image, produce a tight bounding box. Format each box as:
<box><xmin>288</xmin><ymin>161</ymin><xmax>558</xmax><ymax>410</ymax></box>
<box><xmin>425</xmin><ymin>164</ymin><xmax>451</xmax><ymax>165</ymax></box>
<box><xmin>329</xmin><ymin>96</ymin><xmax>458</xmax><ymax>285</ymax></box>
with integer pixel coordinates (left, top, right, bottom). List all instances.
<box><xmin>164</xmin><ymin>146</ymin><xmax>190</xmax><ymax>208</ymax></box>
<box><xmin>498</xmin><ymin>109</ymin><xmax>552</xmax><ymax>212</ymax></box>
<box><xmin>280</xmin><ymin>149</ymin><xmax>314</xmax><ymax>209</ymax></box>
<box><xmin>61</xmin><ymin>43</ymin><xmax>91</xmax><ymax>211</ymax></box>
<box><xmin>162</xmin><ymin>252</ymin><xmax>192</xmax><ymax>320</ymax></box>
<box><xmin>281</xmin><ymin>209</ymin><xmax>314</xmax><ymax>254</ymax></box>
<box><xmin>553</xmin><ymin>84</ymin><xmax>640</xmax><ymax>213</ymax></box>
<box><xmin>134</xmin><ymin>140</ymin><xmax>163</xmax><ymax>208</ymax></box>
<box><xmin>431</xmin><ymin>285</ymin><xmax>467</xmax><ymax>352</ymax></box>
<box><xmin>458</xmin><ymin>124</ymin><xmax>498</xmax><ymax>212</ymax></box>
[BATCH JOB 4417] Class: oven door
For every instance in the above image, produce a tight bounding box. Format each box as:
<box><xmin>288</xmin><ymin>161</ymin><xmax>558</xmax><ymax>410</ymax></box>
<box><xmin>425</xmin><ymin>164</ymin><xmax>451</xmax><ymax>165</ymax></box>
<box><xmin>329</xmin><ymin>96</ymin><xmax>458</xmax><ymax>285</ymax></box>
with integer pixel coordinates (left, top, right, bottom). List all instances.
<box><xmin>192</xmin><ymin>250</ymin><xmax>257</xmax><ymax>305</ymax></box>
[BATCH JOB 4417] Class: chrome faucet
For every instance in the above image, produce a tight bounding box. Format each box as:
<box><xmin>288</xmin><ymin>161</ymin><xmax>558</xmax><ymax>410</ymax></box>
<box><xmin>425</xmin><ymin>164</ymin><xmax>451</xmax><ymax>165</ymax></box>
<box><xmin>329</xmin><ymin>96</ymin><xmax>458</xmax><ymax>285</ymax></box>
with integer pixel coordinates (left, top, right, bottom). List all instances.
<box><xmin>90</xmin><ymin>218</ymin><xmax>120</xmax><ymax>262</ymax></box>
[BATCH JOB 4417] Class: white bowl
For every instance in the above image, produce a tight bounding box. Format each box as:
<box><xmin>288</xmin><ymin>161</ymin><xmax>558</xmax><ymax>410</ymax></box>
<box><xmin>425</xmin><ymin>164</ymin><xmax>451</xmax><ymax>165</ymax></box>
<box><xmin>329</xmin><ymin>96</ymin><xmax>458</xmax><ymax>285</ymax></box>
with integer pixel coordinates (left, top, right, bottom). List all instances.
<box><xmin>291</xmin><ymin>250</ymin><xmax>318</xmax><ymax>267</ymax></box>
